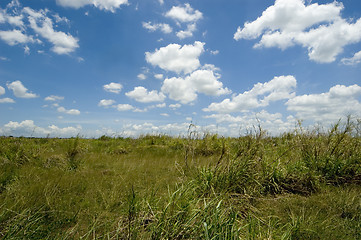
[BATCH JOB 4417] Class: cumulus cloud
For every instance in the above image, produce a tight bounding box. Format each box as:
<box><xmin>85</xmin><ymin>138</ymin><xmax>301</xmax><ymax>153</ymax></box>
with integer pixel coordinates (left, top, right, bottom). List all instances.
<box><xmin>24</xmin><ymin>7</ymin><xmax>79</xmax><ymax>55</ymax></box>
<box><xmin>44</xmin><ymin>95</ymin><xmax>64</xmax><ymax>101</ymax></box>
<box><xmin>176</xmin><ymin>23</ymin><xmax>196</xmax><ymax>39</ymax></box>
<box><xmin>204</xmin><ymin>75</ymin><xmax>296</xmax><ymax>113</ymax></box>
<box><xmin>165</xmin><ymin>3</ymin><xmax>203</xmax><ymax>23</ymax></box>
<box><xmin>286</xmin><ymin>84</ymin><xmax>361</xmax><ymax>123</ymax></box>
<box><xmin>204</xmin><ymin>111</ymin><xmax>297</xmax><ymax>136</ymax></box>
<box><xmin>154</xmin><ymin>74</ymin><xmax>163</xmax><ymax>80</ymax></box>
<box><xmin>116</xmin><ymin>104</ymin><xmax>134</xmax><ymax>111</ymax></box>
<box><xmin>341</xmin><ymin>50</ymin><xmax>361</xmax><ymax>65</ymax></box>
<box><xmin>57</xmin><ymin>106</ymin><xmax>81</xmax><ymax>115</ymax></box>
<box><xmin>56</xmin><ymin>0</ymin><xmax>128</xmax><ymax>12</ymax></box>
<box><xmin>125</xmin><ymin>86</ymin><xmax>166</xmax><ymax>103</ymax></box>
<box><xmin>0</xmin><ymin>3</ymin><xmax>79</xmax><ymax>55</ymax></box>
<box><xmin>142</xmin><ymin>22</ymin><xmax>172</xmax><ymax>34</ymax></box>
<box><xmin>0</xmin><ymin>86</ymin><xmax>5</xmax><ymax>96</ymax></box>
<box><xmin>137</xmin><ymin>73</ymin><xmax>147</xmax><ymax>80</ymax></box>
<box><xmin>98</xmin><ymin>99</ymin><xmax>116</xmax><ymax>107</ymax></box>
<box><xmin>145</xmin><ymin>41</ymin><xmax>205</xmax><ymax>74</ymax></box>
<box><xmin>0</xmin><ymin>120</ymin><xmax>81</xmax><ymax>137</ymax></box>
<box><xmin>103</xmin><ymin>82</ymin><xmax>123</xmax><ymax>93</ymax></box>
<box><xmin>0</xmin><ymin>98</ymin><xmax>15</xmax><ymax>103</ymax></box>
<box><xmin>234</xmin><ymin>0</ymin><xmax>361</xmax><ymax>63</ymax></box>
<box><xmin>161</xmin><ymin>69</ymin><xmax>230</xmax><ymax>104</ymax></box>
<box><xmin>7</xmin><ymin>80</ymin><xmax>38</xmax><ymax>98</ymax></box>
<box><xmin>0</xmin><ymin>29</ymin><xmax>34</xmax><ymax>46</ymax></box>
<box><xmin>164</xmin><ymin>4</ymin><xmax>202</xmax><ymax>39</ymax></box>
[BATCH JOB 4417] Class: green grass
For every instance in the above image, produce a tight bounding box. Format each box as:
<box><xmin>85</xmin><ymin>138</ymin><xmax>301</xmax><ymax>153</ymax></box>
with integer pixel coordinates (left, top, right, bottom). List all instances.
<box><xmin>0</xmin><ymin>118</ymin><xmax>360</xmax><ymax>239</ymax></box>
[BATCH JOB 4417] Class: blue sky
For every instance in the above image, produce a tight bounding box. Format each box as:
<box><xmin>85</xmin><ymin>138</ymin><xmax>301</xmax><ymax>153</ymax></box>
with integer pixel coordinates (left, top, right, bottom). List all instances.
<box><xmin>0</xmin><ymin>0</ymin><xmax>361</xmax><ymax>137</ymax></box>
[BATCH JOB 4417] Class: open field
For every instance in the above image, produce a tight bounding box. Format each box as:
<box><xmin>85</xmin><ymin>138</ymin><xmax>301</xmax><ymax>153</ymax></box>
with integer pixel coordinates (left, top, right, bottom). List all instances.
<box><xmin>0</xmin><ymin>120</ymin><xmax>361</xmax><ymax>239</ymax></box>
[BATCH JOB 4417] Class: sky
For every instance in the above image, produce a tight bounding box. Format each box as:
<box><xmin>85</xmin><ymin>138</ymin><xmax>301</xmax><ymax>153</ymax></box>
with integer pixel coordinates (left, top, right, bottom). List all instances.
<box><xmin>0</xmin><ymin>0</ymin><xmax>361</xmax><ymax>138</ymax></box>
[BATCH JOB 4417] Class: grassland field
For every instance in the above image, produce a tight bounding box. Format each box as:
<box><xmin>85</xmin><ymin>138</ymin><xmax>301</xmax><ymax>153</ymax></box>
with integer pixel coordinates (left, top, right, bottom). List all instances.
<box><xmin>0</xmin><ymin>119</ymin><xmax>360</xmax><ymax>239</ymax></box>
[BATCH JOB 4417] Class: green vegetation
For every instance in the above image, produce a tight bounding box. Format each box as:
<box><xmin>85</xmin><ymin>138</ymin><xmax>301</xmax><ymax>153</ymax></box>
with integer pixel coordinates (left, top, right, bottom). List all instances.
<box><xmin>0</xmin><ymin>118</ymin><xmax>360</xmax><ymax>239</ymax></box>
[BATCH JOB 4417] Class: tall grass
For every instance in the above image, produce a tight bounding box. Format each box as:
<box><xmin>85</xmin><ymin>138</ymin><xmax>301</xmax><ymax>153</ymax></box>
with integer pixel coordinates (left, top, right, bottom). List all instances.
<box><xmin>0</xmin><ymin>118</ymin><xmax>360</xmax><ymax>239</ymax></box>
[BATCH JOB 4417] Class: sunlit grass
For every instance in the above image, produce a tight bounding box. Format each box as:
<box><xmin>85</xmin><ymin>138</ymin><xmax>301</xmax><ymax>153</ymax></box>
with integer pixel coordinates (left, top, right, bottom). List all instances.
<box><xmin>0</xmin><ymin>118</ymin><xmax>360</xmax><ymax>239</ymax></box>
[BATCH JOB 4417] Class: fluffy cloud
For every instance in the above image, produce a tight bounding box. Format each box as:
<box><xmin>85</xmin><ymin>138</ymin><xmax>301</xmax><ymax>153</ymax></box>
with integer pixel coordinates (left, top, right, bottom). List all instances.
<box><xmin>0</xmin><ymin>1</ymin><xmax>24</xmax><ymax>27</ymax></box>
<box><xmin>145</xmin><ymin>41</ymin><xmax>205</xmax><ymax>74</ymax></box>
<box><xmin>137</xmin><ymin>73</ymin><xmax>147</xmax><ymax>80</ymax></box>
<box><xmin>204</xmin><ymin>110</ymin><xmax>297</xmax><ymax>136</ymax></box>
<box><xmin>286</xmin><ymin>84</ymin><xmax>361</xmax><ymax>123</ymax></box>
<box><xmin>169</xmin><ymin>103</ymin><xmax>181</xmax><ymax>109</ymax></box>
<box><xmin>56</xmin><ymin>0</ymin><xmax>128</xmax><ymax>12</ymax></box>
<box><xmin>165</xmin><ymin>3</ymin><xmax>203</xmax><ymax>23</ymax></box>
<box><xmin>0</xmin><ymin>3</ymin><xmax>79</xmax><ymax>55</ymax></box>
<box><xmin>0</xmin><ymin>29</ymin><xmax>34</xmax><ymax>46</ymax></box>
<box><xmin>176</xmin><ymin>23</ymin><xmax>196</xmax><ymax>39</ymax></box>
<box><xmin>234</xmin><ymin>0</ymin><xmax>361</xmax><ymax>63</ymax></box>
<box><xmin>0</xmin><ymin>98</ymin><xmax>15</xmax><ymax>103</ymax></box>
<box><xmin>116</xmin><ymin>104</ymin><xmax>134</xmax><ymax>111</ymax></box>
<box><xmin>204</xmin><ymin>75</ymin><xmax>296</xmax><ymax>113</ymax></box>
<box><xmin>24</xmin><ymin>7</ymin><xmax>79</xmax><ymax>55</ymax></box>
<box><xmin>98</xmin><ymin>99</ymin><xmax>116</xmax><ymax>107</ymax></box>
<box><xmin>103</xmin><ymin>82</ymin><xmax>123</xmax><ymax>93</ymax></box>
<box><xmin>0</xmin><ymin>86</ymin><xmax>4</xmax><ymax>96</ymax></box>
<box><xmin>164</xmin><ymin>4</ymin><xmax>202</xmax><ymax>39</ymax></box>
<box><xmin>161</xmin><ymin>69</ymin><xmax>230</xmax><ymax>104</ymax></box>
<box><xmin>0</xmin><ymin>120</ymin><xmax>81</xmax><ymax>137</ymax></box>
<box><xmin>154</xmin><ymin>74</ymin><xmax>163</xmax><ymax>80</ymax></box>
<box><xmin>44</xmin><ymin>95</ymin><xmax>64</xmax><ymax>101</ymax></box>
<box><xmin>341</xmin><ymin>51</ymin><xmax>361</xmax><ymax>66</ymax></box>
<box><xmin>142</xmin><ymin>22</ymin><xmax>172</xmax><ymax>34</ymax></box>
<box><xmin>57</xmin><ymin>106</ymin><xmax>81</xmax><ymax>115</ymax></box>
<box><xmin>125</xmin><ymin>86</ymin><xmax>166</xmax><ymax>103</ymax></box>
<box><xmin>6</xmin><ymin>80</ymin><xmax>38</xmax><ymax>98</ymax></box>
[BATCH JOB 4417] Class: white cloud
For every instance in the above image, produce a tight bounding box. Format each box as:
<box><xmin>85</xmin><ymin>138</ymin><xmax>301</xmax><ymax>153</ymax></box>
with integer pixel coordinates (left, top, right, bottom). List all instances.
<box><xmin>98</xmin><ymin>99</ymin><xmax>116</xmax><ymax>107</ymax></box>
<box><xmin>0</xmin><ymin>120</ymin><xmax>81</xmax><ymax>137</ymax></box>
<box><xmin>204</xmin><ymin>75</ymin><xmax>296</xmax><ymax>113</ymax></box>
<box><xmin>210</xmin><ymin>50</ymin><xmax>219</xmax><ymax>55</ymax></box>
<box><xmin>286</xmin><ymin>84</ymin><xmax>361</xmax><ymax>123</ymax></box>
<box><xmin>165</xmin><ymin>3</ymin><xmax>203</xmax><ymax>23</ymax></box>
<box><xmin>137</xmin><ymin>73</ymin><xmax>147</xmax><ymax>80</ymax></box>
<box><xmin>154</xmin><ymin>74</ymin><xmax>163</xmax><ymax>80</ymax></box>
<box><xmin>23</xmin><ymin>45</ymin><xmax>30</xmax><ymax>54</ymax></box>
<box><xmin>0</xmin><ymin>86</ymin><xmax>5</xmax><ymax>96</ymax></box>
<box><xmin>125</xmin><ymin>86</ymin><xmax>166</xmax><ymax>103</ymax></box>
<box><xmin>176</xmin><ymin>23</ymin><xmax>196</xmax><ymax>39</ymax></box>
<box><xmin>160</xmin><ymin>113</ymin><xmax>169</xmax><ymax>117</ymax></box>
<box><xmin>24</xmin><ymin>7</ymin><xmax>79</xmax><ymax>55</ymax></box>
<box><xmin>188</xmin><ymin>69</ymin><xmax>230</xmax><ymax>96</ymax></box>
<box><xmin>0</xmin><ymin>2</ymin><xmax>24</xmax><ymax>27</ymax></box>
<box><xmin>6</xmin><ymin>80</ymin><xmax>38</xmax><ymax>98</ymax></box>
<box><xmin>57</xmin><ymin>106</ymin><xmax>81</xmax><ymax>115</ymax></box>
<box><xmin>0</xmin><ymin>98</ymin><xmax>15</xmax><ymax>103</ymax></box>
<box><xmin>158</xmin><ymin>0</ymin><xmax>164</xmax><ymax>5</ymax></box>
<box><xmin>156</xmin><ymin>103</ymin><xmax>166</xmax><ymax>108</ymax></box>
<box><xmin>142</xmin><ymin>22</ymin><xmax>172</xmax><ymax>34</ymax></box>
<box><xmin>234</xmin><ymin>0</ymin><xmax>361</xmax><ymax>63</ymax></box>
<box><xmin>162</xmin><ymin>69</ymin><xmax>230</xmax><ymax>104</ymax></box>
<box><xmin>204</xmin><ymin>111</ymin><xmax>297</xmax><ymax>136</ymax></box>
<box><xmin>103</xmin><ymin>82</ymin><xmax>123</xmax><ymax>93</ymax></box>
<box><xmin>145</xmin><ymin>41</ymin><xmax>205</xmax><ymax>74</ymax></box>
<box><xmin>44</xmin><ymin>95</ymin><xmax>64</xmax><ymax>101</ymax></box>
<box><xmin>0</xmin><ymin>29</ymin><xmax>34</xmax><ymax>46</ymax></box>
<box><xmin>116</xmin><ymin>104</ymin><xmax>134</xmax><ymax>111</ymax></box>
<box><xmin>56</xmin><ymin>0</ymin><xmax>128</xmax><ymax>12</ymax></box>
<box><xmin>161</xmin><ymin>77</ymin><xmax>197</xmax><ymax>104</ymax></box>
<box><xmin>341</xmin><ymin>50</ymin><xmax>361</xmax><ymax>66</ymax></box>
<box><xmin>169</xmin><ymin>103</ymin><xmax>181</xmax><ymax>109</ymax></box>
